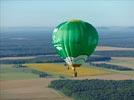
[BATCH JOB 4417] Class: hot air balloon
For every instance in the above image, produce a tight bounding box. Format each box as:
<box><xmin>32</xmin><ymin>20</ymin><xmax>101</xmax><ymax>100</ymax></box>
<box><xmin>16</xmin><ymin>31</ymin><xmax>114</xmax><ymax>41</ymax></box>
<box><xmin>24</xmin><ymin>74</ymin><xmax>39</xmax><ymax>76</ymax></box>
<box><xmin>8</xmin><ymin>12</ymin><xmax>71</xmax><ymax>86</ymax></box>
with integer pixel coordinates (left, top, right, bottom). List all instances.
<box><xmin>52</xmin><ymin>19</ymin><xmax>99</xmax><ymax>77</ymax></box>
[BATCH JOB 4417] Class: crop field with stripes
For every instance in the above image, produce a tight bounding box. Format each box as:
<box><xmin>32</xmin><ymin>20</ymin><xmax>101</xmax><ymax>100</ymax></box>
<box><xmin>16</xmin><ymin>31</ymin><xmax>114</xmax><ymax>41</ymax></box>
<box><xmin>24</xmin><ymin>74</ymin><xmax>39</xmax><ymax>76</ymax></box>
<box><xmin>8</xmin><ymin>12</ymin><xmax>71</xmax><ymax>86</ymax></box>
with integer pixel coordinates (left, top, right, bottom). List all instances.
<box><xmin>25</xmin><ymin>63</ymin><xmax>111</xmax><ymax>77</ymax></box>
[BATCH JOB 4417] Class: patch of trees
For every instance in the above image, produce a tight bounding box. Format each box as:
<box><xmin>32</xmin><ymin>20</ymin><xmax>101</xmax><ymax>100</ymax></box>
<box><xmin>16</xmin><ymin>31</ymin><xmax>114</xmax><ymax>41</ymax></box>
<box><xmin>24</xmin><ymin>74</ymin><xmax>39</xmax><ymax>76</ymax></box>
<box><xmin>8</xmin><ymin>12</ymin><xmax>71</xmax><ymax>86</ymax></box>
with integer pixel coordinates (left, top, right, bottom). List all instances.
<box><xmin>49</xmin><ymin>79</ymin><xmax>134</xmax><ymax>100</ymax></box>
<box><xmin>86</xmin><ymin>56</ymin><xmax>111</xmax><ymax>62</ymax></box>
<box><xmin>90</xmin><ymin>63</ymin><xmax>134</xmax><ymax>71</ymax></box>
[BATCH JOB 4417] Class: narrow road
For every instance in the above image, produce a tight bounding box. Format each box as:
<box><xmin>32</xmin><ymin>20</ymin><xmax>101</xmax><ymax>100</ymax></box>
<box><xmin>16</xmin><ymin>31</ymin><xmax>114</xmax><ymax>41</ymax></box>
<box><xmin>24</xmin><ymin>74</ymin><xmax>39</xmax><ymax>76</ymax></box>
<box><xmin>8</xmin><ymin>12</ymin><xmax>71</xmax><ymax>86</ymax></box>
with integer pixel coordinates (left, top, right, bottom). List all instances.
<box><xmin>0</xmin><ymin>78</ymin><xmax>72</xmax><ymax>100</ymax></box>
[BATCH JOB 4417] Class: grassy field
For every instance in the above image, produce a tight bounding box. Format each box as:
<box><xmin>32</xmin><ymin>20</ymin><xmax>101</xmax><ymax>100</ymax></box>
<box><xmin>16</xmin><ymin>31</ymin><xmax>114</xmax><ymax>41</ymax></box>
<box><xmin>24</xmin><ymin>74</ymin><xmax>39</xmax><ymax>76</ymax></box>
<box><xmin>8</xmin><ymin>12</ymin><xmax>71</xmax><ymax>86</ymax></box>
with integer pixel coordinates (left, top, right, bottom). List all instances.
<box><xmin>106</xmin><ymin>57</ymin><xmax>134</xmax><ymax>69</ymax></box>
<box><xmin>25</xmin><ymin>63</ymin><xmax>111</xmax><ymax>77</ymax></box>
<box><xmin>91</xmin><ymin>56</ymin><xmax>134</xmax><ymax>77</ymax></box>
<box><xmin>96</xmin><ymin>46</ymin><xmax>134</xmax><ymax>51</ymax></box>
<box><xmin>0</xmin><ymin>64</ymin><xmax>38</xmax><ymax>80</ymax></box>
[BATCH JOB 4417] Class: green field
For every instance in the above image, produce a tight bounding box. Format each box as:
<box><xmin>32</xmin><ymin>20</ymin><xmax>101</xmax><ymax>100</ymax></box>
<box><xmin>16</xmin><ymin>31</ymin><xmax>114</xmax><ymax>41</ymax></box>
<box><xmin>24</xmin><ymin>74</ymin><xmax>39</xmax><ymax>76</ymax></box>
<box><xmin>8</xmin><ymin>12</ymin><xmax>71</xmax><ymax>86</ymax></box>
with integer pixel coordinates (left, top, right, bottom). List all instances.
<box><xmin>0</xmin><ymin>64</ymin><xmax>38</xmax><ymax>80</ymax></box>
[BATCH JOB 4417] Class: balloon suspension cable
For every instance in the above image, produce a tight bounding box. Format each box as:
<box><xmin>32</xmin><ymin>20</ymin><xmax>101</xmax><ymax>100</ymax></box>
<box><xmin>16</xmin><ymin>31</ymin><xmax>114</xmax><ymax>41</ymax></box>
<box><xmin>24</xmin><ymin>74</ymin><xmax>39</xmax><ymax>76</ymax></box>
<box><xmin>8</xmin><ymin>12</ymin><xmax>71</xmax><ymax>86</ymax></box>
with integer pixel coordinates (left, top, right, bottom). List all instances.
<box><xmin>64</xmin><ymin>63</ymin><xmax>69</xmax><ymax>70</ymax></box>
<box><xmin>67</xmin><ymin>65</ymin><xmax>69</xmax><ymax>70</ymax></box>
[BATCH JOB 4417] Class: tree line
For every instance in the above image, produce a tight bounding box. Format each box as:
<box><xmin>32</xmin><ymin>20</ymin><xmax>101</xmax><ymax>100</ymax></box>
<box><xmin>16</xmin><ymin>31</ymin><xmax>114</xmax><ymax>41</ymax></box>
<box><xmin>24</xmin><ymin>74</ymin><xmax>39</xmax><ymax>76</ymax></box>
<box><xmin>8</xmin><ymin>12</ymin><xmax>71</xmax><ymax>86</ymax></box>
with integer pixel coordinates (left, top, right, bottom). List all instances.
<box><xmin>49</xmin><ymin>79</ymin><xmax>134</xmax><ymax>100</ymax></box>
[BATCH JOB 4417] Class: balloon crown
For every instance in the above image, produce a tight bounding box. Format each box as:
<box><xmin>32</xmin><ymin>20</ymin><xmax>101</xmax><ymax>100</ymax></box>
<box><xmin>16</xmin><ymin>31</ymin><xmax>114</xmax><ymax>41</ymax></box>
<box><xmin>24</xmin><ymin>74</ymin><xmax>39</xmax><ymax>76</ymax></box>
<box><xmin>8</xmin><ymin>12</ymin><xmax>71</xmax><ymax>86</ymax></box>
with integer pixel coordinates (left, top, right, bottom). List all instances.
<box><xmin>69</xmin><ymin>19</ymin><xmax>81</xmax><ymax>22</ymax></box>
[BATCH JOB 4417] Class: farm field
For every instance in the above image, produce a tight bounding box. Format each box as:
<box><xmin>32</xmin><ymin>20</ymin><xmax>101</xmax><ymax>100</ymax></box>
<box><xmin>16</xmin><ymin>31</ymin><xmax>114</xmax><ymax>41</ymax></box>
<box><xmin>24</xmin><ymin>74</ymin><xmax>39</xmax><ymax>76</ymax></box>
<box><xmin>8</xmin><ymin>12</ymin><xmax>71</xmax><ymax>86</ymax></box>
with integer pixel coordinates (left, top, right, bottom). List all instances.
<box><xmin>0</xmin><ymin>64</ymin><xmax>72</xmax><ymax>100</ymax></box>
<box><xmin>106</xmin><ymin>57</ymin><xmax>134</xmax><ymax>69</ymax></box>
<box><xmin>0</xmin><ymin>64</ymin><xmax>38</xmax><ymax>80</ymax></box>
<box><xmin>1</xmin><ymin>63</ymin><xmax>134</xmax><ymax>100</ymax></box>
<box><xmin>96</xmin><ymin>46</ymin><xmax>134</xmax><ymax>51</ymax></box>
<box><xmin>0</xmin><ymin>78</ymin><xmax>73</xmax><ymax>100</ymax></box>
<box><xmin>25</xmin><ymin>63</ymin><xmax>111</xmax><ymax>77</ymax></box>
<box><xmin>0</xmin><ymin>63</ymin><xmax>134</xmax><ymax>80</ymax></box>
<box><xmin>0</xmin><ymin>27</ymin><xmax>134</xmax><ymax>100</ymax></box>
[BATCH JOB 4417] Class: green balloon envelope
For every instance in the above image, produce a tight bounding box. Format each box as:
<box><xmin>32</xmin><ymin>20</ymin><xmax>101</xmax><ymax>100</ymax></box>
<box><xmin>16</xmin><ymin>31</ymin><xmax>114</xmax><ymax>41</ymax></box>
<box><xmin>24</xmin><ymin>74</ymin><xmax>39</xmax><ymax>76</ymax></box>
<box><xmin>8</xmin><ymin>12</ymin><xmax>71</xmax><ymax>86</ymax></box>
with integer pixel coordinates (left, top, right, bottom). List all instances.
<box><xmin>52</xmin><ymin>20</ymin><xmax>99</xmax><ymax>66</ymax></box>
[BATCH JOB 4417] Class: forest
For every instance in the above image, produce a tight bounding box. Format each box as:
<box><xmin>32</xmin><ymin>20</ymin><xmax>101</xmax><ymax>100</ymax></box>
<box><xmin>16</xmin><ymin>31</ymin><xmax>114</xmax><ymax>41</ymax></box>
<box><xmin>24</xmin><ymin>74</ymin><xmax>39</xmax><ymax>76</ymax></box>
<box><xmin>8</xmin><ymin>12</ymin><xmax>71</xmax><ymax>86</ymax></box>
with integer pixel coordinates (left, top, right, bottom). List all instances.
<box><xmin>49</xmin><ymin>79</ymin><xmax>134</xmax><ymax>100</ymax></box>
<box><xmin>0</xmin><ymin>27</ymin><xmax>134</xmax><ymax>57</ymax></box>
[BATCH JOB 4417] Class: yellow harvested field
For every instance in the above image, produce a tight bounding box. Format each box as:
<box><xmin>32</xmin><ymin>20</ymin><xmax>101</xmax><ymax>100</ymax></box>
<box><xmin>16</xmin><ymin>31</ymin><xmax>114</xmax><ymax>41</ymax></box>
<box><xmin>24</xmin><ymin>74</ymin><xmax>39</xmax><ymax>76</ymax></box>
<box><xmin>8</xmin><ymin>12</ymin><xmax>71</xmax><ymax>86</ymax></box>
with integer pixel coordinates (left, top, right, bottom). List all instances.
<box><xmin>25</xmin><ymin>63</ymin><xmax>110</xmax><ymax>77</ymax></box>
